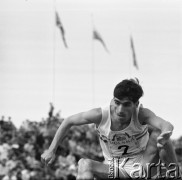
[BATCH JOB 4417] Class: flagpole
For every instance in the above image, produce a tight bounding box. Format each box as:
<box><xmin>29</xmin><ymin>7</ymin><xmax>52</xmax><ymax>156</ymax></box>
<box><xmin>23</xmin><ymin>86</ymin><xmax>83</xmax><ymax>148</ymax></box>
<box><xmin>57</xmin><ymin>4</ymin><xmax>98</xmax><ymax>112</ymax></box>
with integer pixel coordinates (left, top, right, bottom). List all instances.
<box><xmin>91</xmin><ymin>13</ymin><xmax>95</xmax><ymax>106</ymax></box>
<box><xmin>52</xmin><ymin>0</ymin><xmax>56</xmax><ymax>104</ymax></box>
<box><xmin>128</xmin><ymin>25</ymin><xmax>133</xmax><ymax>78</ymax></box>
<box><xmin>129</xmin><ymin>35</ymin><xmax>132</xmax><ymax>78</ymax></box>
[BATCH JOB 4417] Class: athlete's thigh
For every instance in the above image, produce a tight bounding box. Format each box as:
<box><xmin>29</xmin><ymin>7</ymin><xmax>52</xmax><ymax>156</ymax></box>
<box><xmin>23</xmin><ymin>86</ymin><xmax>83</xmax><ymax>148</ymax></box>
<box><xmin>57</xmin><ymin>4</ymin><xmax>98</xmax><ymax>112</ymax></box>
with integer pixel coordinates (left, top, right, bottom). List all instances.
<box><xmin>87</xmin><ymin>160</ymin><xmax>109</xmax><ymax>179</ymax></box>
<box><xmin>90</xmin><ymin>159</ymin><xmax>131</xmax><ymax>180</ymax></box>
<box><xmin>140</xmin><ymin>129</ymin><xmax>160</xmax><ymax>178</ymax></box>
<box><xmin>142</xmin><ymin>128</ymin><xmax>160</xmax><ymax>164</ymax></box>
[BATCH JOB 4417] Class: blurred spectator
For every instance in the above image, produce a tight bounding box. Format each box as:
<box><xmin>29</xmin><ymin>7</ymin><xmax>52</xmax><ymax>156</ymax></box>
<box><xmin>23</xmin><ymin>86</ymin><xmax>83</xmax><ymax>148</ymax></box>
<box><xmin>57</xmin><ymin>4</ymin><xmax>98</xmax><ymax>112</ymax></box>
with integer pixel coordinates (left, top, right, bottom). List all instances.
<box><xmin>48</xmin><ymin>102</ymin><xmax>54</xmax><ymax>119</ymax></box>
<box><xmin>0</xmin><ymin>159</ymin><xmax>9</xmax><ymax>177</ymax></box>
<box><xmin>0</xmin><ymin>143</ymin><xmax>11</xmax><ymax>161</ymax></box>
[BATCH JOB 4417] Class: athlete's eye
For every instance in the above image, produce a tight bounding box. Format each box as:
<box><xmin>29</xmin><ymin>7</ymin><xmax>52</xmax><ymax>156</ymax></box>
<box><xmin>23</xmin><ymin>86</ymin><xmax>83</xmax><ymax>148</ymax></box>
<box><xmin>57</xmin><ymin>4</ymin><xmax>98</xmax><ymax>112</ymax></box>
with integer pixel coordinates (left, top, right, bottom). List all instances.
<box><xmin>114</xmin><ymin>100</ymin><xmax>120</xmax><ymax>105</ymax></box>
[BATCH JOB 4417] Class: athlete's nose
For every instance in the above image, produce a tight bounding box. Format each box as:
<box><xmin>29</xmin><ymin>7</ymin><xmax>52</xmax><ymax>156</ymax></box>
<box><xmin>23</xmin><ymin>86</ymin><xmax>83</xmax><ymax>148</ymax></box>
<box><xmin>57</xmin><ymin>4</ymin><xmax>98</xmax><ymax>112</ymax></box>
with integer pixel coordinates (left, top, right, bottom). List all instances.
<box><xmin>117</xmin><ymin>104</ymin><xmax>124</xmax><ymax>114</ymax></box>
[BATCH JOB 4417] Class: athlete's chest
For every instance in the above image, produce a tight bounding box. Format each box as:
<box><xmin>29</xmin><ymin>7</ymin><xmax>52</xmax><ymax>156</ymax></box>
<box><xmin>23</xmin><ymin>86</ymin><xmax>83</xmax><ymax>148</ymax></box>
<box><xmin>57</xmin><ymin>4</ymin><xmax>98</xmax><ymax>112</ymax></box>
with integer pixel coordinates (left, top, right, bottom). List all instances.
<box><xmin>111</xmin><ymin>120</ymin><xmax>131</xmax><ymax>131</ymax></box>
<box><xmin>108</xmin><ymin>131</ymin><xmax>140</xmax><ymax>156</ymax></box>
<box><xmin>97</xmin><ymin>129</ymin><xmax>139</xmax><ymax>147</ymax></box>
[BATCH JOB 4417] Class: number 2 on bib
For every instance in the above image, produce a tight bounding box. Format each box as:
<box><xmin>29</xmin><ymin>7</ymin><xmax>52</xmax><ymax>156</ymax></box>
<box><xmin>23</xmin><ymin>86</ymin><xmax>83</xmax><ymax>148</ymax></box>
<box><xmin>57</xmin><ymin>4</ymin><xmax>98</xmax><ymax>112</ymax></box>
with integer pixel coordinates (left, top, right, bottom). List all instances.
<box><xmin>118</xmin><ymin>145</ymin><xmax>129</xmax><ymax>155</ymax></box>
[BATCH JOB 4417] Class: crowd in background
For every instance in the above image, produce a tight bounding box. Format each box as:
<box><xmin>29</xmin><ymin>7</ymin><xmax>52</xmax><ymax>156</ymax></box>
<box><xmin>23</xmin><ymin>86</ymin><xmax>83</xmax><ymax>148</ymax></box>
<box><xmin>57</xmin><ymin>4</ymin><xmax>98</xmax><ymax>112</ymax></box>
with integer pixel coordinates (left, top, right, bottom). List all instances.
<box><xmin>0</xmin><ymin>104</ymin><xmax>103</xmax><ymax>180</ymax></box>
<box><xmin>0</xmin><ymin>104</ymin><xmax>182</xmax><ymax>180</ymax></box>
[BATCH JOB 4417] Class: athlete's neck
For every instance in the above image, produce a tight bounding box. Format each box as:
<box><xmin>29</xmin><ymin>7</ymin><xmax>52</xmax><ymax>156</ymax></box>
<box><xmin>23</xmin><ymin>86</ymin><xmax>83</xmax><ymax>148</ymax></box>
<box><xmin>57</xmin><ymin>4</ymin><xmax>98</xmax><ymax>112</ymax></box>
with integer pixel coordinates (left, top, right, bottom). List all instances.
<box><xmin>111</xmin><ymin>118</ymin><xmax>131</xmax><ymax>131</ymax></box>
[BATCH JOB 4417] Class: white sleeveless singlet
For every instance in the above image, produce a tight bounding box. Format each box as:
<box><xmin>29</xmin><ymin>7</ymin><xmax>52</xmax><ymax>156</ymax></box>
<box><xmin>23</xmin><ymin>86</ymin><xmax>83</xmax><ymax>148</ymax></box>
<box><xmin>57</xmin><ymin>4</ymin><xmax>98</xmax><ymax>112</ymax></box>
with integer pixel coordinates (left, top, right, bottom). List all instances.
<box><xmin>96</xmin><ymin>104</ymin><xmax>149</xmax><ymax>161</ymax></box>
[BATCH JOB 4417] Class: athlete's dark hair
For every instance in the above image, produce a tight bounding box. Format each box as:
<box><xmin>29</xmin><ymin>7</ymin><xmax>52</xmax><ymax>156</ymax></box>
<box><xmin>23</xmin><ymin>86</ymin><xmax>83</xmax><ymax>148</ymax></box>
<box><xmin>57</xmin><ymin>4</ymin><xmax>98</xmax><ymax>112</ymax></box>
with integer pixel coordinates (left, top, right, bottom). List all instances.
<box><xmin>113</xmin><ymin>78</ymin><xmax>143</xmax><ymax>103</ymax></box>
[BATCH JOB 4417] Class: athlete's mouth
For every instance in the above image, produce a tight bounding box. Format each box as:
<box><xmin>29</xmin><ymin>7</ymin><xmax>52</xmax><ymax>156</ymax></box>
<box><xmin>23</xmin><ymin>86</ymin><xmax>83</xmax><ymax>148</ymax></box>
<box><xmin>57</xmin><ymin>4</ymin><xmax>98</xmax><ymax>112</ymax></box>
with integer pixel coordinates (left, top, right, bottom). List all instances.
<box><xmin>117</xmin><ymin>113</ymin><xmax>126</xmax><ymax>118</ymax></box>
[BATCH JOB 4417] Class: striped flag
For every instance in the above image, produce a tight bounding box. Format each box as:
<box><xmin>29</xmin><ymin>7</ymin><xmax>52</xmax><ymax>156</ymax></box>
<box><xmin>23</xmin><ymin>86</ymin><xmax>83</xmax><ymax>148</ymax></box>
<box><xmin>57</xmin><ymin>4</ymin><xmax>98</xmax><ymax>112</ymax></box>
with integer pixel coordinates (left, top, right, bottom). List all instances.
<box><xmin>130</xmin><ymin>36</ymin><xmax>139</xmax><ymax>69</ymax></box>
<box><xmin>55</xmin><ymin>11</ymin><xmax>68</xmax><ymax>48</ymax></box>
<box><xmin>93</xmin><ymin>29</ymin><xmax>109</xmax><ymax>52</ymax></box>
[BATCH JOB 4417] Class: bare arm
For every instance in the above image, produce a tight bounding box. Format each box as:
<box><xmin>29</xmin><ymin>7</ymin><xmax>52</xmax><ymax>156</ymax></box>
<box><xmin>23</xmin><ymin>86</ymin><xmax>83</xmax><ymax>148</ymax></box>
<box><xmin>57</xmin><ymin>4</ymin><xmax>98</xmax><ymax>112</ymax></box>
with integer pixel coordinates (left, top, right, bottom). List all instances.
<box><xmin>48</xmin><ymin>107</ymin><xmax>102</xmax><ymax>153</ymax></box>
<box><xmin>139</xmin><ymin>107</ymin><xmax>174</xmax><ymax>148</ymax></box>
<box><xmin>41</xmin><ymin>108</ymin><xmax>102</xmax><ymax>165</ymax></box>
<box><xmin>139</xmin><ymin>107</ymin><xmax>174</xmax><ymax>133</ymax></box>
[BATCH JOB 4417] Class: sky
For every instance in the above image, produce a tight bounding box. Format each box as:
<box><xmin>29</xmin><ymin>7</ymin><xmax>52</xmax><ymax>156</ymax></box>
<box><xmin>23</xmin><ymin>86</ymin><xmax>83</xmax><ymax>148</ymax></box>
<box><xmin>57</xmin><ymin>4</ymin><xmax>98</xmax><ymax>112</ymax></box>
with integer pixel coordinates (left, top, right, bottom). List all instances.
<box><xmin>0</xmin><ymin>0</ymin><xmax>182</xmax><ymax>139</ymax></box>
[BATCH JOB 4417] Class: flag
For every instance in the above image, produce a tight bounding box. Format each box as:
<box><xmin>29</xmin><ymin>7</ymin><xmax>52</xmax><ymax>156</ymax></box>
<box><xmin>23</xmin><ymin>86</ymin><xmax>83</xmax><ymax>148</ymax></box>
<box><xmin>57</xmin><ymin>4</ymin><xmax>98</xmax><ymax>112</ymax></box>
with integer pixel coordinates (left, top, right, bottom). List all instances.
<box><xmin>93</xmin><ymin>29</ymin><xmax>109</xmax><ymax>52</ymax></box>
<box><xmin>55</xmin><ymin>11</ymin><xmax>68</xmax><ymax>48</ymax></box>
<box><xmin>130</xmin><ymin>36</ymin><xmax>139</xmax><ymax>69</ymax></box>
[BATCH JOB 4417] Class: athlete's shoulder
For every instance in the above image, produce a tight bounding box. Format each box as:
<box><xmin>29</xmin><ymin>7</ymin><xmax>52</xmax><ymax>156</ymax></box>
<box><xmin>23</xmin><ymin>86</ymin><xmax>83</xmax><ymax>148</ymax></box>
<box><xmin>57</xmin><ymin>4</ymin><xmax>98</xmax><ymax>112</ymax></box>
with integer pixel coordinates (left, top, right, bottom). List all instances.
<box><xmin>138</xmin><ymin>104</ymin><xmax>148</xmax><ymax>125</ymax></box>
<box><xmin>138</xmin><ymin>105</ymin><xmax>156</xmax><ymax>125</ymax></box>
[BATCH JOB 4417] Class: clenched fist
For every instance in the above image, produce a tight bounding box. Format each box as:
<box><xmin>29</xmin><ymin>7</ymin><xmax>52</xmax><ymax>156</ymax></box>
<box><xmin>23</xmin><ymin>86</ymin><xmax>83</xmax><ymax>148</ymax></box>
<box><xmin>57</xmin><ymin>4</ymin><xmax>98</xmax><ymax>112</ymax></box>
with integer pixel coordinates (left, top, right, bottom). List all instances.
<box><xmin>41</xmin><ymin>149</ymin><xmax>56</xmax><ymax>166</ymax></box>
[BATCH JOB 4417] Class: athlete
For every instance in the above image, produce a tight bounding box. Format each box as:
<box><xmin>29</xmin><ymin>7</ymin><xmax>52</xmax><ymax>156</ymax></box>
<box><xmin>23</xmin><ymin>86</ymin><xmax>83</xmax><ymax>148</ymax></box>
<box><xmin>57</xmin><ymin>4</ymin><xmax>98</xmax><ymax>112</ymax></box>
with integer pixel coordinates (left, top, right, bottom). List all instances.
<box><xmin>41</xmin><ymin>78</ymin><xmax>178</xmax><ymax>179</ymax></box>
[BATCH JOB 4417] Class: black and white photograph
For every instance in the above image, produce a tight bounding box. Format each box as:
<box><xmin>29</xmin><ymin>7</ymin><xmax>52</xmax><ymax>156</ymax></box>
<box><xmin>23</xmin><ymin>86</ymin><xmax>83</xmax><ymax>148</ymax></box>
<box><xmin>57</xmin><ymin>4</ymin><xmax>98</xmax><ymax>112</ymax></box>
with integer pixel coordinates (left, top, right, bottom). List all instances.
<box><xmin>0</xmin><ymin>0</ymin><xmax>181</xmax><ymax>179</ymax></box>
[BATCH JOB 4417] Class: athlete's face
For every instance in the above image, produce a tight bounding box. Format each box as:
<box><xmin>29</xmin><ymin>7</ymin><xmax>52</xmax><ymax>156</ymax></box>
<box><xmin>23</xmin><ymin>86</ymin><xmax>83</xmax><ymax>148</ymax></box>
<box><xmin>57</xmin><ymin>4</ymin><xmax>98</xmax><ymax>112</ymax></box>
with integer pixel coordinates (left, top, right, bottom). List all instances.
<box><xmin>110</xmin><ymin>97</ymin><xmax>137</xmax><ymax>123</ymax></box>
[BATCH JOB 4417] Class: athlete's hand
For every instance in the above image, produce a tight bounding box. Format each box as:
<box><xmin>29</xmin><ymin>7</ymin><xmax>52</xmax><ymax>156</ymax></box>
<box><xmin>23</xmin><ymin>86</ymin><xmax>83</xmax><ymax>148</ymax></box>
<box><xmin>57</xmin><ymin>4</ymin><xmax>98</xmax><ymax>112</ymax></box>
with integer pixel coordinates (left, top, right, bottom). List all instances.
<box><xmin>41</xmin><ymin>149</ymin><xmax>56</xmax><ymax>166</ymax></box>
<box><xmin>157</xmin><ymin>131</ymin><xmax>172</xmax><ymax>149</ymax></box>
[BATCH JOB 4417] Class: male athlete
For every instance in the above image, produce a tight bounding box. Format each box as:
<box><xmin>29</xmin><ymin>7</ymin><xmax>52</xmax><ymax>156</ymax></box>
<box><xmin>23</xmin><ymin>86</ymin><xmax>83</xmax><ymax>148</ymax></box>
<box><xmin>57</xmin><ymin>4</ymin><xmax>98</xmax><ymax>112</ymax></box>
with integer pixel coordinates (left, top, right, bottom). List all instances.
<box><xmin>41</xmin><ymin>78</ymin><xmax>178</xmax><ymax>179</ymax></box>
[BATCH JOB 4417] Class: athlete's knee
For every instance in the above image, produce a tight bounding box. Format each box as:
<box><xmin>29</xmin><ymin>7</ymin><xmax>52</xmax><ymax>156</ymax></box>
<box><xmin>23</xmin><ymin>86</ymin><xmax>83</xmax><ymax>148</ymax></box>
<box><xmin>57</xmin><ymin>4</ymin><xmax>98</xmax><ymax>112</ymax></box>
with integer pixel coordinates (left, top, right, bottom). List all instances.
<box><xmin>78</xmin><ymin>158</ymin><xmax>93</xmax><ymax>173</ymax></box>
<box><xmin>149</xmin><ymin>128</ymin><xmax>161</xmax><ymax>145</ymax></box>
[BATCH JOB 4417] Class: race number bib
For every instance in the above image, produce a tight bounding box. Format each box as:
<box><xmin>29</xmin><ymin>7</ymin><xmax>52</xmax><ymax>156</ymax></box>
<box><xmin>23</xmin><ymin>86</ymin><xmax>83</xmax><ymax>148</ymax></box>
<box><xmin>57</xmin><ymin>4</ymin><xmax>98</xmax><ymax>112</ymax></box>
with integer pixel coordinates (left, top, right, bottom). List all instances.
<box><xmin>109</xmin><ymin>132</ymin><xmax>139</xmax><ymax>156</ymax></box>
